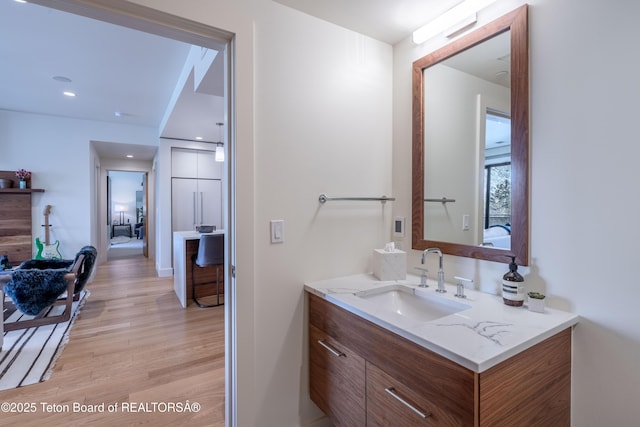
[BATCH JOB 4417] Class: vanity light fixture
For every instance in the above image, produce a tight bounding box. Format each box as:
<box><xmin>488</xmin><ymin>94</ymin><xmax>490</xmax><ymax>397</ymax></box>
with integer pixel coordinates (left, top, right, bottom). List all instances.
<box><xmin>215</xmin><ymin>122</ymin><xmax>224</xmax><ymax>162</ymax></box>
<box><xmin>412</xmin><ymin>0</ymin><xmax>498</xmax><ymax>45</ymax></box>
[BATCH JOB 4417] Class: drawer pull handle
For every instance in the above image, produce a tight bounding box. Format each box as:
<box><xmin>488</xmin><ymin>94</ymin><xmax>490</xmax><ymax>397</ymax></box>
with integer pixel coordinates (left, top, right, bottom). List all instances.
<box><xmin>317</xmin><ymin>340</ymin><xmax>344</xmax><ymax>357</ymax></box>
<box><xmin>384</xmin><ymin>387</ymin><xmax>431</xmax><ymax>419</ymax></box>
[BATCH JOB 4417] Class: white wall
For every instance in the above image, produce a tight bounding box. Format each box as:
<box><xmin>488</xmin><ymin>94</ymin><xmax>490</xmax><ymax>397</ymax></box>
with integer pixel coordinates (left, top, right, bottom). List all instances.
<box><xmin>252</xmin><ymin>5</ymin><xmax>392</xmax><ymax>426</ymax></box>
<box><xmin>129</xmin><ymin>1</ymin><xmax>392</xmax><ymax>426</ymax></box>
<box><xmin>394</xmin><ymin>0</ymin><xmax>640</xmax><ymax>425</ymax></box>
<box><xmin>0</xmin><ymin>109</ymin><xmax>157</xmax><ymax>259</ymax></box>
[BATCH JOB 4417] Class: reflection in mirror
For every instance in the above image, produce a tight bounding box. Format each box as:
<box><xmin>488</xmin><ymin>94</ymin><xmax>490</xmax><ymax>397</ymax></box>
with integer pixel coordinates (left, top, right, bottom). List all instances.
<box><xmin>423</xmin><ymin>31</ymin><xmax>511</xmax><ymax>248</ymax></box>
<box><xmin>483</xmin><ymin>109</ymin><xmax>511</xmax><ymax>249</ymax></box>
<box><xmin>412</xmin><ymin>5</ymin><xmax>528</xmax><ymax>265</ymax></box>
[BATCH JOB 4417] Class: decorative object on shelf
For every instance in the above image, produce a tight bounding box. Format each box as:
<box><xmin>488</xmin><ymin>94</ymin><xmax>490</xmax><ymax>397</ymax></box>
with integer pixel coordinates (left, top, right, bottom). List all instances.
<box><xmin>527</xmin><ymin>291</ymin><xmax>546</xmax><ymax>313</ymax></box>
<box><xmin>0</xmin><ymin>178</ymin><xmax>12</xmax><ymax>189</ymax></box>
<box><xmin>15</xmin><ymin>168</ymin><xmax>31</xmax><ymax>189</ymax></box>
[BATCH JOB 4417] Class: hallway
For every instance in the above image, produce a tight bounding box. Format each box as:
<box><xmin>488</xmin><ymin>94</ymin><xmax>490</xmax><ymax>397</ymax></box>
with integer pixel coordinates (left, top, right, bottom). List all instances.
<box><xmin>0</xmin><ymin>257</ymin><xmax>224</xmax><ymax>426</ymax></box>
<box><xmin>108</xmin><ymin>236</ymin><xmax>144</xmax><ymax>260</ymax></box>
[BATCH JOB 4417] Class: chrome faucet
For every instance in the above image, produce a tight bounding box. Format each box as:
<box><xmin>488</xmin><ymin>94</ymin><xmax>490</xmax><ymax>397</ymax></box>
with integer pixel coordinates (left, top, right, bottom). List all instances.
<box><xmin>421</xmin><ymin>248</ymin><xmax>446</xmax><ymax>293</ymax></box>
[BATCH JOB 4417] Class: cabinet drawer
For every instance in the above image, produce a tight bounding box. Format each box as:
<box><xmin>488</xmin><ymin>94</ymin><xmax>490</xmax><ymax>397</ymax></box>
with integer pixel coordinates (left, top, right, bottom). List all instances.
<box><xmin>309</xmin><ymin>293</ymin><xmax>475</xmax><ymax>424</ymax></box>
<box><xmin>310</xmin><ymin>324</ymin><xmax>366</xmax><ymax>427</ymax></box>
<box><xmin>367</xmin><ymin>362</ymin><xmax>467</xmax><ymax>426</ymax></box>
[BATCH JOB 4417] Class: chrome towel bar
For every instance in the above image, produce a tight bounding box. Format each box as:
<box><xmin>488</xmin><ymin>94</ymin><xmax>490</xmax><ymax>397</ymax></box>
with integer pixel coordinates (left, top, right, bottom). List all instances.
<box><xmin>424</xmin><ymin>197</ymin><xmax>456</xmax><ymax>204</ymax></box>
<box><xmin>318</xmin><ymin>194</ymin><xmax>395</xmax><ymax>204</ymax></box>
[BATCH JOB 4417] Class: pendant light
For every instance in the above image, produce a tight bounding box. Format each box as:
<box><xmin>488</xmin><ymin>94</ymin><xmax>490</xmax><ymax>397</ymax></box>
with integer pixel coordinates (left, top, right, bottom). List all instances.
<box><xmin>215</xmin><ymin>122</ymin><xmax>224</xmax><ymax>162</ymax></box>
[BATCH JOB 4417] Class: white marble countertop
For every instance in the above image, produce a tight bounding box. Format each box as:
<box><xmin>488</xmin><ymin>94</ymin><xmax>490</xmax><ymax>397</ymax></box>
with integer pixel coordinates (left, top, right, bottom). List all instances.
<box><xmin>305</xmin><ymin>273</ymin><xmax>579</xmax><ymax>373</ymax></box>
<box><xmin>173</xmin><ymin>229</ymin><xmax>224</xmax><ymax>241</ymax></box>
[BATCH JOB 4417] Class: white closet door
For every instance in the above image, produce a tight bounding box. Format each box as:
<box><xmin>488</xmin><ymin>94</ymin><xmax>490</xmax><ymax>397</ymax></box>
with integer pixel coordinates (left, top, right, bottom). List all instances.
<box><xmin>171</xmin><ymin>178</ymin><xmax>198</xmax><ymax>231</ymax></box>
<box><xmin>198</xmin><ymin>179</ymin><xmax>222</xmax><ymax>229</ymax></box>
<box><xmin>197</xmin><ymin>150</ymin><xmax>222</xmax><ymax>179</ymax></box>
<box><xmin>171</xmin><ymin>149</ymin><xmax>198</xmax><ymax>178</ymax></box>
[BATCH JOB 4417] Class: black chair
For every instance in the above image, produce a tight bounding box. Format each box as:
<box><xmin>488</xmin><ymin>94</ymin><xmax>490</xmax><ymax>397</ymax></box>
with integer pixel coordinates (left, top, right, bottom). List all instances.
<box><xmin>190</xmin><ymin>234</ymin><xmax>224</xmax><ymax>308</ymax></box>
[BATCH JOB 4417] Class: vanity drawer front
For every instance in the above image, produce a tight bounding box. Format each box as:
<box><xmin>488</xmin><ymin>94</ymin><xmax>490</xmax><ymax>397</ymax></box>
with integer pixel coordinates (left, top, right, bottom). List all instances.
<box><xmin>367</xmin><ymin>362</ymin><xmax>467</xmax><ymax>427</ymax></box>
<box><xmin>310</xmin><ymin>324</ymin><xmax>366</xmax><ymax>427</ymax></box>
<box><xmin>308</xmin><ymin>293</ymin><xmax>475</xmax><ymax>423</ymax></box>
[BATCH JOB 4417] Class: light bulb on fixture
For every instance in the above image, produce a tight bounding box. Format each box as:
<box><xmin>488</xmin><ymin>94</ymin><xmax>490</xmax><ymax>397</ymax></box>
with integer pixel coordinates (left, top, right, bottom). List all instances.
<box><xmin>215</xmin><ymin>122</ymin><xmax>224</xmax><ymax>162</ymax></box>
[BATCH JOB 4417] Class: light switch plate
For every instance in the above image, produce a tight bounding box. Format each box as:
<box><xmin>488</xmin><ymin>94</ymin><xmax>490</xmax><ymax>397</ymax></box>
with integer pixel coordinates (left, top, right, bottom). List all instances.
<box><xmin>270</xmin><ymin>220</ymin><xmax>284</xmax><ymax>243</ymax></box>
<box><xmin>462</xmin><ymin>214</ymin><xmax>470</xmax><ymax>231</ymax></box>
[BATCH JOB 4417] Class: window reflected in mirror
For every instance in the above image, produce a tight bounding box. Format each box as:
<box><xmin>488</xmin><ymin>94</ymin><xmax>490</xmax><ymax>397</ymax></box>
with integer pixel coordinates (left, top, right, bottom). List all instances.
<box><xmin>483</xmin><ymin>110</ymin><xmax>511</xmax><ymax>249</ymax></box>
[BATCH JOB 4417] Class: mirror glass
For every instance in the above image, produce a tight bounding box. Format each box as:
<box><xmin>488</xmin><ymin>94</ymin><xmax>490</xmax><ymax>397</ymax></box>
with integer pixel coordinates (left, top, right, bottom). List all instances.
<box><xmin>412</xmin><ymin>6</ymin><xmax>529</xmax><ymax>265</ymax></box>
<box><xmin>136</xmin><ymin>190</ymin><xmax>143</xmax><ymax>223</ymax></box>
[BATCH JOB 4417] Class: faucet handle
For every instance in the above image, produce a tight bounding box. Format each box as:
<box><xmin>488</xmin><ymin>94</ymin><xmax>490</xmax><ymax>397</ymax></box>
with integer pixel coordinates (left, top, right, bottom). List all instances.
<box><xmin>454</xmin><ymin>276</ymin><xmax>473</xmax><ymax>298</ymax></box>
<box><xmin>414</xmin><ymin>267</ymin><xmax>429</xmax><ymax>287</ymax></box>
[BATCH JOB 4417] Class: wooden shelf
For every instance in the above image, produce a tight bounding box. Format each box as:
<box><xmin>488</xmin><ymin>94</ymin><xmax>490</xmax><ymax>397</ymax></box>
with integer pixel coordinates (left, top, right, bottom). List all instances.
<box><xmin>0</xmin><ymin>171</ymin><xmax>45</xmax><ymax>263</ymax></box>
<box><xmin>0</xmin><ymin>188</ymin><xmax>44</xmax><ymax>193</ymax></box>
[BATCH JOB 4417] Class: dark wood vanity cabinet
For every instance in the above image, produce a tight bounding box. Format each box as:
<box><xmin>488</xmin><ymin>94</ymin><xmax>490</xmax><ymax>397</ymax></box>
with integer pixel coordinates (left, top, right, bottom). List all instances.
<box><xmin>308</xmin><ymin>292</ymin><xmax>572</xmax><ymax>427</ymax></box>
<box><xmin>309</xmin><ymin>324</ymin><xmax>366</xmax><ymax>427</ymax></box>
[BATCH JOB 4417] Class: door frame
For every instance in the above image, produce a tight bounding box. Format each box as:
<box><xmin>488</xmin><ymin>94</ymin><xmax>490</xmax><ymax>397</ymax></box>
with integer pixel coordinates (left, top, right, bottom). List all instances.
<box><xmin>30</xmin><ymin>1</ymin><xmax>238</xmax><ymax>425</ymax></box>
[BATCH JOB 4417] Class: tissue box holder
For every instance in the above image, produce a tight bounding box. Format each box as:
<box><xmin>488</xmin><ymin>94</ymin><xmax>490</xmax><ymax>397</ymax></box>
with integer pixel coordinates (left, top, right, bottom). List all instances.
<box><xmin>372</xmin><ymin>249</ymin><xmax>406</xmax><ymax>281</ymax></box>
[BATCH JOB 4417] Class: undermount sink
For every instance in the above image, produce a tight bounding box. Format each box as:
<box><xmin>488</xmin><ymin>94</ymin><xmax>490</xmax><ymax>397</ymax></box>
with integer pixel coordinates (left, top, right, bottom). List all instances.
<box><xmin>355</xmin><ymin>285</ymin><xmax>470</xmax><ymax>322</ymax></box>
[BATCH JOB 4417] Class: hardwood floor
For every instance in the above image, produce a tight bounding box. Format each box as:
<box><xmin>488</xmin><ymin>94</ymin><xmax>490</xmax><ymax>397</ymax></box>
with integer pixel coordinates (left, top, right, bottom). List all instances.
<box><xmin>0</xmin><ymin>255</ymin><xmax>225</xmax><ymax>426</ymax></box>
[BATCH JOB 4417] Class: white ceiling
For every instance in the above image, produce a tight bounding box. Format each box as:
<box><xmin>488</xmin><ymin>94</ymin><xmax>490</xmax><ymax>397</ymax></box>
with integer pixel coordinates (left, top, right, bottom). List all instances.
<box><xmin>0</xmin><ymin>0</ymin><xmax>224</xmax><ymax>161</ymax></box>
<box><xmin>274</xmin><ymin>0</ymin><xmax>462</xmax><ymax>45</ymax></box>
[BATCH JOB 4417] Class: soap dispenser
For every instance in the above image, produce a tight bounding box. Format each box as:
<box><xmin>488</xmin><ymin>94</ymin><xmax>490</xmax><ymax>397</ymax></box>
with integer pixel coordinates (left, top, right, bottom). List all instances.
<box><xmin>502</xmin><ymin>256</ymin><xmax>525</xmax><ymax>306</ymax></box>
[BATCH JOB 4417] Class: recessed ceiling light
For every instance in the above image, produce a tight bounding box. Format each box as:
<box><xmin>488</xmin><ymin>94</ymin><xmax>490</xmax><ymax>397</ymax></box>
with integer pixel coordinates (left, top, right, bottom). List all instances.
<box><xmin>195</xmin><ymin>136</ymin><xmax>203</xmax><ymax>140</ymax></box>
<box><xmin>53</xmin><ymin>76</ymin><xmax>72</xmax><ymax>83</ymax></box>
<box><xmin>63</xmin><ymin>91</ymin><xmax>76</xmax><ymax>97</ymax></box>
<box><xmin>126</xmin><ymin>155</ymin><xmax>134</xmax><ymax>158</ymax></box>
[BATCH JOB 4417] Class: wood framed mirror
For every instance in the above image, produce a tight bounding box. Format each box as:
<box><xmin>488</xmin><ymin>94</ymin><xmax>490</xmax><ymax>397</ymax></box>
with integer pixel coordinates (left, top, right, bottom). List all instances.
<box><xmin>412</xmin><ymin>5</ymin><xmax>529</xmax><ymax>265</ymax></box>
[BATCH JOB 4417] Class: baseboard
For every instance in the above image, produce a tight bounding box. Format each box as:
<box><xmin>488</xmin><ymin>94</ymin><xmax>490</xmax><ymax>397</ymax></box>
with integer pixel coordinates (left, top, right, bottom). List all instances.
<box><xmin>156</xmin><ymin>266</ymin><xmax>173</xmax><ymax>277</ymax></box>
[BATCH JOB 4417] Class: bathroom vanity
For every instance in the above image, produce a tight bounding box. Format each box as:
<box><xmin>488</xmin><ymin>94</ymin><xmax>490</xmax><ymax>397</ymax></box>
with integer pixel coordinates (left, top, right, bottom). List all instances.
<box><xmin>306</xmin><ymin>274</ymin><xmax>578</xmax><ymax>426</ymax></box>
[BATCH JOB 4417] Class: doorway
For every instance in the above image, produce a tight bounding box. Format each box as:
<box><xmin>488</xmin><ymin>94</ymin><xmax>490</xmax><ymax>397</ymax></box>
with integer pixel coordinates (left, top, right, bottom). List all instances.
<box><xmin>26</xmin><ymin>1</ymin><xmax>237</xmax><ymax>425</ymax></box>
<box><xmin>107</xmin><ymin>170</ymin><xmax>147</xmax><ymax>261</ymax></box>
